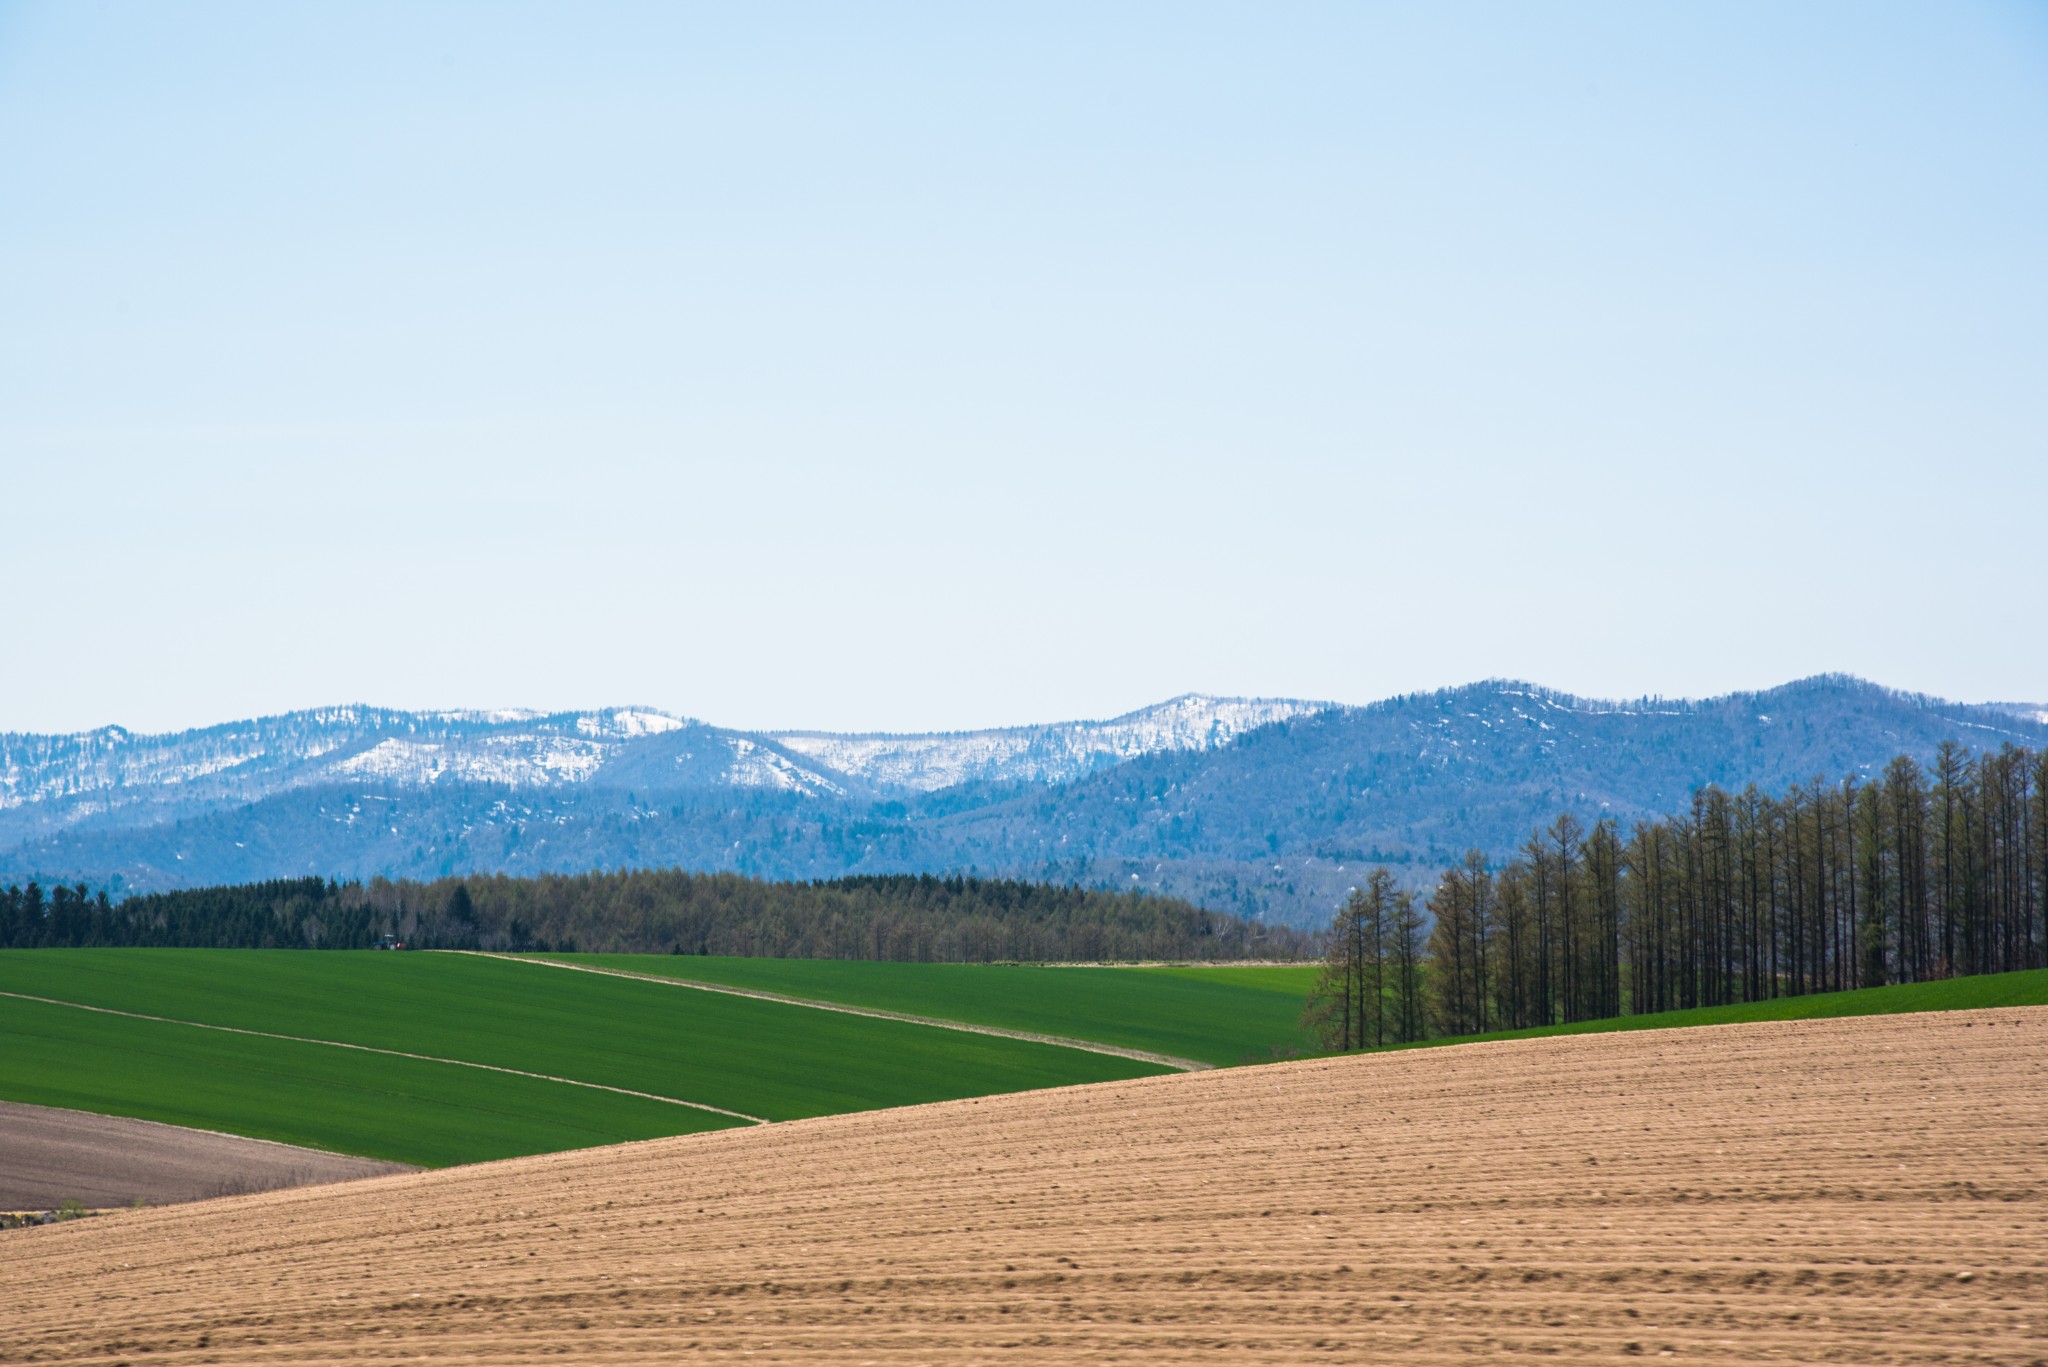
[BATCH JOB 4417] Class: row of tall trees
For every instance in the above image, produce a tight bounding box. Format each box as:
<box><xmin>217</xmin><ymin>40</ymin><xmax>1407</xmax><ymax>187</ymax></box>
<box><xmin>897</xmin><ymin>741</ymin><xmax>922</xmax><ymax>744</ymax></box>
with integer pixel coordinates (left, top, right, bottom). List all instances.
<box><xmin>1310</xmin><ymin>742</ymin><xmax>2048</xmax><ymax>1047</ymax></box>
<box><xmin>0</xmin><ymin>870</ymin><xmax>1315</xmax><ymax>962</ymax></box>
<box><xmin>1302</xmin><ymin>871</ymin><xmax>1425</xmax><ymax>1049</ymax></box>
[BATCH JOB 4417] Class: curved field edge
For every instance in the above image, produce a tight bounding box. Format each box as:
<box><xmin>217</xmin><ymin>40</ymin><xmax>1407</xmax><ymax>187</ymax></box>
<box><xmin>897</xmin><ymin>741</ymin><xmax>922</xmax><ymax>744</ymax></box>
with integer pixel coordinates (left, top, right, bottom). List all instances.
<box><xmin>0</xmin><ymin>1099</ymin><xmax>417</xmax><ymax>1210</ymax></box>
<box><xmin>544</xmin><ymin>954</ymin><xmax>1321</xmax><ymax>1065</ymax></box>
<box><xmin>0</xmin><ymin>993</ymin><xmax>735</xmax><ymax>1167</ymax></box>
<box><xmin>1372</xmin><ymin>966</ymin><xmax>2048</xmax><ymax>1056</ymax></box>
<box><xmin>0</xmin><ymin>950</ymin><xmax>1168</xmax><ymax>1147</ymax></box>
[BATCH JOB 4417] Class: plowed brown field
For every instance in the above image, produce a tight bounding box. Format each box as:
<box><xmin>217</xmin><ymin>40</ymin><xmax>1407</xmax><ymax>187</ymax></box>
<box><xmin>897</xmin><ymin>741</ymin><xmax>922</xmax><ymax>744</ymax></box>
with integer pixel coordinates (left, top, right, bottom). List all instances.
<box><xmin>0</xmin><ymin>1101</ymin><xmax>413</xmax><ymax>1209</ymax></box>
<box><xmin>4</xmin><ymin>1009</ymin><xmax>2043</xmax><ymax>1365</ymax></box>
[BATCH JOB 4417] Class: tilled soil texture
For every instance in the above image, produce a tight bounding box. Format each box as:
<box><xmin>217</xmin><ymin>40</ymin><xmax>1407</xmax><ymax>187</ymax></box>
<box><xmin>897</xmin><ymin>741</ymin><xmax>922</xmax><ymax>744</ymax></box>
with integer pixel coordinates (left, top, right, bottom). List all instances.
<box><xmin>4</xmin><ymin>1010</ymin><xmax>2043</xmax><ymax>1365</ymax></box>
<box><xmin>0</xmin><ymin>1101</ymin><xmax>414</xmax><ymax>1209</ymax></box>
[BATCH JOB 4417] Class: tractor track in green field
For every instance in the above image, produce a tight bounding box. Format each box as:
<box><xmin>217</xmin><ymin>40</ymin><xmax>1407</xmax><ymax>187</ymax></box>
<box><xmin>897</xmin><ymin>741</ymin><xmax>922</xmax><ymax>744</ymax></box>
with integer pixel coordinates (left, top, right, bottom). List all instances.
<box><xmin>462</xmin><ymin>952</ymin><xmax>1214</xmax><ymax>1072</ymax></box>
<box><xmin>0</xmin><ymin>989</ymin><xmax>767</xmax><ymax>1124</ymax></box>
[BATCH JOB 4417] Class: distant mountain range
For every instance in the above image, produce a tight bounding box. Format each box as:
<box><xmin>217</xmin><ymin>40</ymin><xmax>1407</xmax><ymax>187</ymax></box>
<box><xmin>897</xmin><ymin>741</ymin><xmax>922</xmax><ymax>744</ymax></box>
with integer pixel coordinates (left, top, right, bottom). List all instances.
<box><xmin>3</xmin><ymin>678</ymin><xmax>2042</xmax><ymax>927</ymax></box>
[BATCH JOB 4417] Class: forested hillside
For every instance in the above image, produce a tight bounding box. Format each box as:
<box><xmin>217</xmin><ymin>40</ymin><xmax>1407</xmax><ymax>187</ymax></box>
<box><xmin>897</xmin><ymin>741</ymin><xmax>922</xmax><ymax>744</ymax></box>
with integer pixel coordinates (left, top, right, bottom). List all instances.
<box><xmin>954</xmin><ymin>676</ymin><xmax>2048</xmax><ymax>892</ymax></box>
<box><xmin>4</xmin><ymin>677</ymin><xmax>2041</xmax><ymax>927</ymax></box>
<box><xmin>1307</xmin><ymin>738</ymin><xmax>2048</xmax><ymax>1048</ymax></box>
<box><xmin>0</xmin><ymin>871</ymin><xmax>1314</xmax><ymax>962</ymax></box>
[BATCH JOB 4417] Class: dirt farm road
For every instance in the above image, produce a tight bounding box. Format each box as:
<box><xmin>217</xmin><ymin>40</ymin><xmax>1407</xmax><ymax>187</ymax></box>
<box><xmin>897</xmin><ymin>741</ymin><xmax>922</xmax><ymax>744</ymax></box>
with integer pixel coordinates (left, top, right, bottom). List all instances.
<box><xmin>3</xmin><ymin>1008</ymin><xmax>2042</xmax><ymax>1364</ymax></box>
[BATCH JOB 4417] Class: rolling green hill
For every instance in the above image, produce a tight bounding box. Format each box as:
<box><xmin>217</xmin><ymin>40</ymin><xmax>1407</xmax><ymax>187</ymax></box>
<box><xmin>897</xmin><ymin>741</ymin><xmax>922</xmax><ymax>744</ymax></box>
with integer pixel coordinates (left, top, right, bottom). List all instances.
<box><xmin>0</xmin><ymin>949</ymin><xmax>1169</xmax><ymax>1165</ymax></box>
<box><xmin>0</xmin><ymin>990</ymin><xmax>727</xmax><ymax>1167</ymax></box>
<box><xmin>548</xmin><ymin>954</ymin><xmax>1321</xmax><ymax>1066</ymax></box>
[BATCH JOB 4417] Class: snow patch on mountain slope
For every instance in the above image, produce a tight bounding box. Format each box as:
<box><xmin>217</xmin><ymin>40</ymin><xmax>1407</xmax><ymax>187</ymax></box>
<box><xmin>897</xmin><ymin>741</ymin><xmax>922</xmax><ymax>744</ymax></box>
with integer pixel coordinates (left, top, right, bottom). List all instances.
<box><xmin>771</xmin><ymin>694</ymin><xmax>1329</xmax><ymax>791</ymax></box>
<box><xmin>0</xmin><ymin>707</ymin><xmax>690</xmax><ymax>813</ymax></box>
<box><xmin>721</xmin><ymin>738</ymin><xmax>845</xmax><ymax>796</ymax></box>
<box><xmin>332</xmin><ymin>736</ymin><xmax>609</xmax><ymax>786</ymax></box>
<box><xmin>575</xmin><ymin>709</ymin><xmax>690</xmax><ymax>739</ymax></box>
<box><xmin>0</xmin><ymin>731</ymin><xmax>274</xmax><ymax>811</ymax></box>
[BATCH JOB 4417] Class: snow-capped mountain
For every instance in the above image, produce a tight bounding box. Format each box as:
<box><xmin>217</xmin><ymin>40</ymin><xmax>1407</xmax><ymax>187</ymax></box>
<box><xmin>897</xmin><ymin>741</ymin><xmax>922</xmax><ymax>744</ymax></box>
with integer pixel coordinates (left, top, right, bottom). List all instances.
<box><xmin>1</xmin><ymin>707</ymin><xmax>676</xmax><ymax>814</ymax></box>
<box><xmin>4</xmin><ymin>678</ymin><xmax>2042</xmax><ymax>923</ymax></box>
<box><xmin>767</xmin><ymin>695</ymin><xmax>1326</xmax><ymax>792</ymax></box>
<box><xmin>0</xmin><ymin>695</ymin><xmax>1329</xmax><ymax>846</ymax></box>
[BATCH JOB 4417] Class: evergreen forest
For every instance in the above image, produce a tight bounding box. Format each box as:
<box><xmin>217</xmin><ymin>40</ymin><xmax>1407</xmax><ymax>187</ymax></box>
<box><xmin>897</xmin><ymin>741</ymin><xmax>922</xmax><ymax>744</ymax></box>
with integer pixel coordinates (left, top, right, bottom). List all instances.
<box><xmin>0</xmin><ymin>870</ymin><xmax>1314</xmax><ymax>963</ymax></box>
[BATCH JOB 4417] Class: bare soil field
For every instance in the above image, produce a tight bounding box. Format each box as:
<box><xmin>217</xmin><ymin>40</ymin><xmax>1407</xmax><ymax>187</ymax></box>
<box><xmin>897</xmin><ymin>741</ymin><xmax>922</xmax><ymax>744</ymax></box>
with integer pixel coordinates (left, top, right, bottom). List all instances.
<box><xmin>2</xmin><ymin>1008</ymin><xmax>2042</xmax><ymax>1365</ymax></box>
<box><xmin>0</xmin><ymin>1101</ymin><xmax>414</xmax><ymax>1210</ymax></box>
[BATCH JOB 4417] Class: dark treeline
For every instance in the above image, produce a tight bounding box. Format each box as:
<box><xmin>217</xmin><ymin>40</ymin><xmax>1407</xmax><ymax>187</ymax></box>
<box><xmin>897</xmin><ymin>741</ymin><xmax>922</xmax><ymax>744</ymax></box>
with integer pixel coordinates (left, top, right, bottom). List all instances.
<box><xmin>0</xmin><ymin>869</ymin><xmax>1314</xmax><ymax>962</ymax></box>
<box><xmin>1311</xmin><ymin>741</ymin><xmax>2048</xmax><ymax>1048</ymax></box>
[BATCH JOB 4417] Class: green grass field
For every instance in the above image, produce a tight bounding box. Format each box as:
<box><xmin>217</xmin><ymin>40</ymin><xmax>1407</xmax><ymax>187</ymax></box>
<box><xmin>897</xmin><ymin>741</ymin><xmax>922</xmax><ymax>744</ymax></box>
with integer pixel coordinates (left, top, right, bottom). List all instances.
<box><xmin>0</xmin><ymin>949</ymin><xmax>1169</xmax><ymax>1165</ymax></box>
<box><xmin>1384</xmin><ymin>967</ymin><xmax>2048</xmax><ymax>1055</ymax></box>
<box><xmin>0</xmin><ymin>990</ymin><xmax>726</xmax><ymax>1166</ymax></box>
<box><xmin>550</xmin><ymin>954</ymin><xmax>1322</xmax><ymax>1065</ymax></box>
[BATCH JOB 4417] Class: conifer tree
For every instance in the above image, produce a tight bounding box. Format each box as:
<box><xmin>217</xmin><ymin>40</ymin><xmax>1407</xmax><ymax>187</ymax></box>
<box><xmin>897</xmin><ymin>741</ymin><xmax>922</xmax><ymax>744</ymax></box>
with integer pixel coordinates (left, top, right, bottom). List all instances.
<box><xmin>1390</xmin><ymin>885</ymin><xmax>1426</xmax><ymax>1044</ymax></box>
<box><xmin>1303</xmin><ymin>872</ymin><xmax>1396</xmax><ymax>1050</ymax></box>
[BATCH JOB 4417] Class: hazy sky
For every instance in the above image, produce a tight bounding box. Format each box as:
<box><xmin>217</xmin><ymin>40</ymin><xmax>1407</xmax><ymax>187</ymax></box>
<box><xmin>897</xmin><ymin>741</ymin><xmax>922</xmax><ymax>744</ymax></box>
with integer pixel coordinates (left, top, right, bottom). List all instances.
<box><xmin>3</xmin><ymin>2</ymin><xmax>2044</xmax><ymax>736</ymax></box>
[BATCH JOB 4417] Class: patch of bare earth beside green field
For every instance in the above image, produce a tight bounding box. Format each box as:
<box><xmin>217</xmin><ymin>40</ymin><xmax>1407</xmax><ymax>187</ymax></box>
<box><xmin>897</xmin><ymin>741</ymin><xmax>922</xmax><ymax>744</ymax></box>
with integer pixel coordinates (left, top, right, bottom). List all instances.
<box><xmin>0</xmin><ymin>1100</ymin><xmax>413</xmax><ymax>1211</ymax></box>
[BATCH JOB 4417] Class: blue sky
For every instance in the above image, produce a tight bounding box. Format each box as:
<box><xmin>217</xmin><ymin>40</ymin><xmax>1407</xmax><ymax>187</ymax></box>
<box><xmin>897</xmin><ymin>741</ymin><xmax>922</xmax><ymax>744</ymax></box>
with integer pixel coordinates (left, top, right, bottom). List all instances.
<box><xmin>2</xmin><ymin>2</ymin><xmax>2043</xmax><ymax>735</ymax></box>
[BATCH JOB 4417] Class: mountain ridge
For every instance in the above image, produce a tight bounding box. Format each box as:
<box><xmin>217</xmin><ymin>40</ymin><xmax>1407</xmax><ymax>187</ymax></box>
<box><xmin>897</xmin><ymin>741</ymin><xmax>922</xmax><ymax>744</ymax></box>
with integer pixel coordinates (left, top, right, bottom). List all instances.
<box><xmin>3</xmin><ymin>676</ymin><xmax>2042</xmax><ymax>926</ymax></box>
